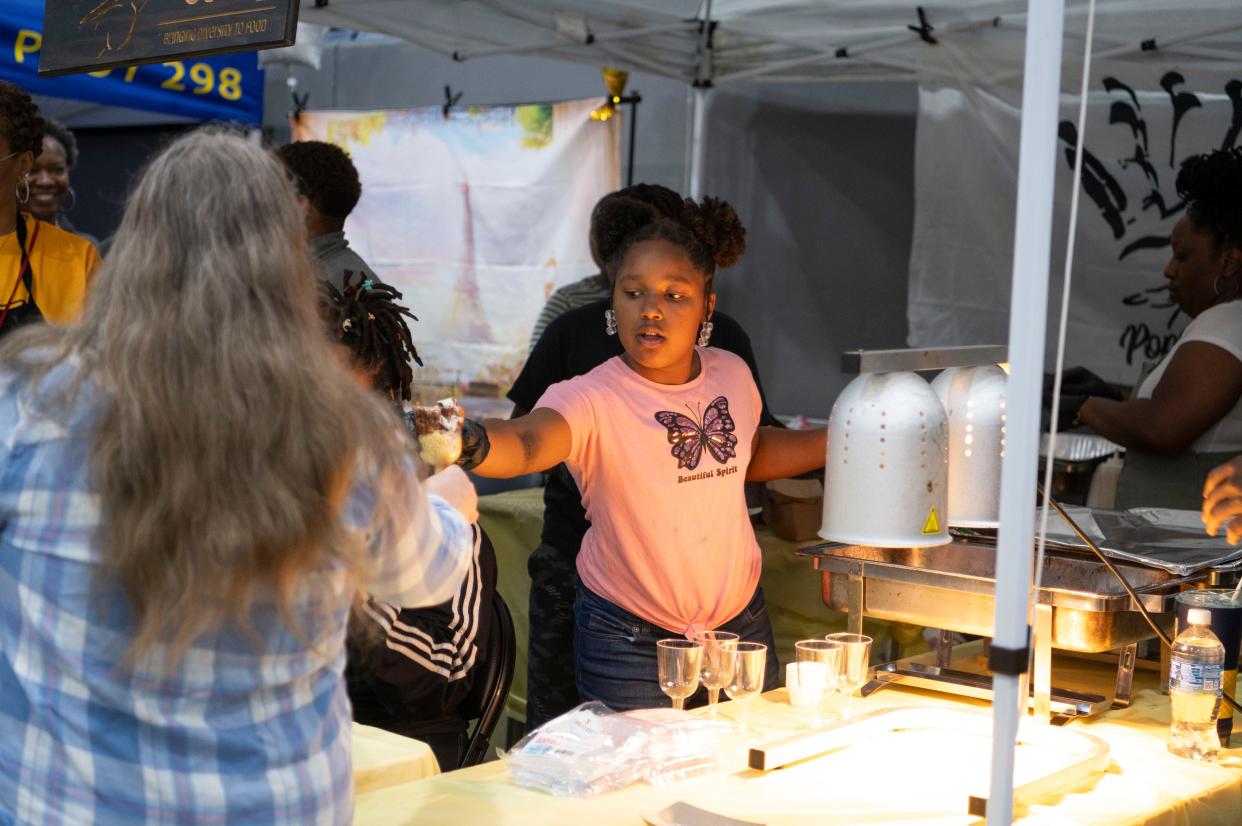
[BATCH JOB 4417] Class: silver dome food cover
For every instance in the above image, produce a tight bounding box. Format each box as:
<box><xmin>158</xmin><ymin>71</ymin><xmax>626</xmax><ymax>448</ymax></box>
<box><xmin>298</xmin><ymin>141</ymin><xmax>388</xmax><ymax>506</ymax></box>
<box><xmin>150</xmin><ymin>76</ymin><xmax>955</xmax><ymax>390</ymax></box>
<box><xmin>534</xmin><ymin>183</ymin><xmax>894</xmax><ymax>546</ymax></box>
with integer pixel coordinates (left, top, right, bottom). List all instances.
<box><xmin>931</xmin><ymin>365</ymin><xmax>1008</xmax><ymax>529</ymax></box>
<box><xmin>820</xmin><ymin>371</ymin><xmax>950</xmax><ymax>547</ymax></box>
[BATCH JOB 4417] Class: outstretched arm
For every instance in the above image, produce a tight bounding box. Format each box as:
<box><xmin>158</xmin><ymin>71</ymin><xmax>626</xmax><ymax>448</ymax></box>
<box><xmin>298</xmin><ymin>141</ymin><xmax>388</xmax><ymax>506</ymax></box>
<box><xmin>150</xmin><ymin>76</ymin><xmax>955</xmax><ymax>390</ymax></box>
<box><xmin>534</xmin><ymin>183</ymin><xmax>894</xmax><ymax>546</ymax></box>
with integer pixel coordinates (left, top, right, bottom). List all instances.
<box><xmin>746</xmin><ymin>426</ymin><xmax>827</xmax><ymax>481</ymax></box>
<box><xmin>468</xmin><ymin>408</ymin><xmax>573</xmax><ymax>478</ymax></box>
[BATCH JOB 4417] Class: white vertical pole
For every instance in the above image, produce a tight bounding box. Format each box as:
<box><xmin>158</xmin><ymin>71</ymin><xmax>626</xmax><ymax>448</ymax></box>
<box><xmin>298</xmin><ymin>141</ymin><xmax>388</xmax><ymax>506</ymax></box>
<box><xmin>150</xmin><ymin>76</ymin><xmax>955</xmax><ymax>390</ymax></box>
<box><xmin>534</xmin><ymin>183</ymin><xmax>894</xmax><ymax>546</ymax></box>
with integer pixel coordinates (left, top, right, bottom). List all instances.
<box><xmin>688</xmin><ymin>86</ymin><xmax>709</xmax><ymax>199</ymax></box>
<box><xmin>687</xmin><ymin>0</ymin><xmax>713</xmax><ymax>199</ymax></box>
<box><xmin>987</xmin><ymin>1</ymin><xmax>1066</xmax><ymax>823</ymax></box>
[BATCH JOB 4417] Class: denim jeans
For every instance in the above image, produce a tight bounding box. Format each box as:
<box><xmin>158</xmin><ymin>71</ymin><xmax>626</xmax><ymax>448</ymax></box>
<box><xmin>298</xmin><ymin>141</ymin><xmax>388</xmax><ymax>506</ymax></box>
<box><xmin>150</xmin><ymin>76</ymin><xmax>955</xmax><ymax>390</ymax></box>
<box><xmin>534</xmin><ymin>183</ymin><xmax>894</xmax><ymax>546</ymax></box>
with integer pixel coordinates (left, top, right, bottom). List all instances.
<box><xmin>573</xmin><ymin>585</ymin><xmax>780</xmax><ymax>712</ymax></box>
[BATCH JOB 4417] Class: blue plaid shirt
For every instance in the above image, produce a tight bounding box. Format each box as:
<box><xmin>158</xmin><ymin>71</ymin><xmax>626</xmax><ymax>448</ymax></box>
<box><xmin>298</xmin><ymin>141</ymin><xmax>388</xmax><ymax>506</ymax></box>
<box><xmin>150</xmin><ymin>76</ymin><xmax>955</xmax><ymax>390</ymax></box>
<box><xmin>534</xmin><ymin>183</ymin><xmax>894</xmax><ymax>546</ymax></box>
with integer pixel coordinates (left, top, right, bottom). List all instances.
<box><xmin>0</xmin><ymin>357</ymin><xmax>472</xmax><ymax>824</ymax></box>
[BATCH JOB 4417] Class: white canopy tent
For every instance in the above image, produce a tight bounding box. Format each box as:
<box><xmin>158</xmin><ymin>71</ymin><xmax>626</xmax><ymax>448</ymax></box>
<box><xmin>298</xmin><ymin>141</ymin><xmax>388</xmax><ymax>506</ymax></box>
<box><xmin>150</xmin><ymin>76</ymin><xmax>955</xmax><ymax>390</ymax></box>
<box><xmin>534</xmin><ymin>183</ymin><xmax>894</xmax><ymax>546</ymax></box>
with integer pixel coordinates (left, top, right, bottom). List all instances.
<box><xmin>302</xmin><ymin>1</ymin><xmax>1242</xmax><ymax>83</ymax></box>
<box><xmin>299</xmin><ymin>1</ymin><xmax>1242</xmax><ymax>822</ymax></box>
<box><xmin>304</xmin><ymin>1</ymin><xmax>1242</xmax><ymax>192</ymax></box>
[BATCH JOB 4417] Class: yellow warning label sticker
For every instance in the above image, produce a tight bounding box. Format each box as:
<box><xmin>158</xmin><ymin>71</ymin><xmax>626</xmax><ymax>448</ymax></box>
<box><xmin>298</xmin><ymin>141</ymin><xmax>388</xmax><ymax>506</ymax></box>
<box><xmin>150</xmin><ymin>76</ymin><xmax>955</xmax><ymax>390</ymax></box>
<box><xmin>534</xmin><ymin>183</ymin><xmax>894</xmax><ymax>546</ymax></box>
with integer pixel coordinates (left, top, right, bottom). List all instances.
<box><xmin>922</xmin><ymin>507</ymin><xmax>941</xmax><ymax>535</ymax></box>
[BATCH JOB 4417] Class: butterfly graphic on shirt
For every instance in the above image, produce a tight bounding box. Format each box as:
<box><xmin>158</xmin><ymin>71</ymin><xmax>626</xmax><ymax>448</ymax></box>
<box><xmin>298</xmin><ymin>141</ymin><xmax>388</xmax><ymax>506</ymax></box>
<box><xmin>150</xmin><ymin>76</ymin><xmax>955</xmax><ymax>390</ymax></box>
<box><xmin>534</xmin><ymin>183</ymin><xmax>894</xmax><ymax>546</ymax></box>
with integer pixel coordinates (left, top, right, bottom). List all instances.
<box><xmin>653</xmin><ymin>396</ymin><xmax>737</xmax><ymax>470</ymax></box>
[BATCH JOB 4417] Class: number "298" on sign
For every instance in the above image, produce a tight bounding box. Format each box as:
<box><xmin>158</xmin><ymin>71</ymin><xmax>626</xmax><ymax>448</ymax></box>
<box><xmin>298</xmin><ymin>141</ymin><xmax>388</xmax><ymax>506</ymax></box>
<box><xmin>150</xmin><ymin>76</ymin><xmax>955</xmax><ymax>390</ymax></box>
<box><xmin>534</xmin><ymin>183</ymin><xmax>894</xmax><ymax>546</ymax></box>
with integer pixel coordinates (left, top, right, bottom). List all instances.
<box><xmin>156</xmin><ymin>62</ymin><xmax>243</xmax><ymax>100</ymax></box>
<box><xmin>13</xmin><ymin>30</ymin><xmax>245</xmax><ymax>103</ymax></box>
<box><xmin>90</xmin><ymin>62</ymin><xmax>243</xmax><ymax>102</ymax></box>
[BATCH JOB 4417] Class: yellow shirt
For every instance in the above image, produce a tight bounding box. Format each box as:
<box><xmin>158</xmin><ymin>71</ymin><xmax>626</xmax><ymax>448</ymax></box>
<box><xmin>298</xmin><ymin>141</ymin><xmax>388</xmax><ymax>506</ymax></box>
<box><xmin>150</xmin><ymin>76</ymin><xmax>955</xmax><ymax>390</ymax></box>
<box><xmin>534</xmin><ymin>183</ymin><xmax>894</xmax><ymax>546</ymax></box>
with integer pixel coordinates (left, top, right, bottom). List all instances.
<box><xmin>0</xmin><ymin>213</ymin><xmax>100</xmax><ymax>323</ymax></box>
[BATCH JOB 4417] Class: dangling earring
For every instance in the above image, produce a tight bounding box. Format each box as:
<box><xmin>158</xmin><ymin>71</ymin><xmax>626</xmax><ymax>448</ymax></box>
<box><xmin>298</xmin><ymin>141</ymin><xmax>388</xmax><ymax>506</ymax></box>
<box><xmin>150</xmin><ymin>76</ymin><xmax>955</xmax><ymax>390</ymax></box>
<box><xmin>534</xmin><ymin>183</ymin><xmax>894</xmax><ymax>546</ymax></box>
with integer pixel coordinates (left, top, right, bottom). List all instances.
<box><xmin>697</xmin><ymin>320</ymin><xmax>714</xmax><ymax>347</ymax></box>
<box><xmin>65</xmin><ymin>186</ymin><xmax>77</xmax><ymax>213</ymax></box>
<box><xmin>604</xmin><ymin>308</ymin><xmax>617</xmax><ymax>336</ymax></box>
<box><xmin>16</xmin><ymin>176</ymin><xmax>29</xmax><ymax>205</ymax></box>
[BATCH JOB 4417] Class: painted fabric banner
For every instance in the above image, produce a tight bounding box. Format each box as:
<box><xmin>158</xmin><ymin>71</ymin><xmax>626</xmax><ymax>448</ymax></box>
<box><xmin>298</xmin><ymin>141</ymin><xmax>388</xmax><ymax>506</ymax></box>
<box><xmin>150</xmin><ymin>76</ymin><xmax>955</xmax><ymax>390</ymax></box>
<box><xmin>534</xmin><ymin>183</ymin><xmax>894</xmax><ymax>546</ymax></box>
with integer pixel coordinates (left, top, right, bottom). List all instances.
<box><xmin>292</xmin><ymin>98</ymin><xmax>620</xmax><ymax>389</ymax></box>
<box><xmin>909</xmin><ymin>31</ymin><xmax>1241</xmax><ymax>384</ymax></box>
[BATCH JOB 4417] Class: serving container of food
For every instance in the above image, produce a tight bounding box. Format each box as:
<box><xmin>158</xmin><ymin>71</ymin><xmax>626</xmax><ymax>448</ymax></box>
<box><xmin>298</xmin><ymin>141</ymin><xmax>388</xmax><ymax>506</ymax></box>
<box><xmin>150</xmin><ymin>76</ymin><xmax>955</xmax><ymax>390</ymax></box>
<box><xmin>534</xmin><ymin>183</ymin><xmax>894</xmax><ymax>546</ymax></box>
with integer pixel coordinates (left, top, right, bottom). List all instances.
<box><xmin>799</xmin><ymin>538</ymin><xmax>1211</xmax><ymax>721</ymax></box>
<box><xmin>802</xmin><ymin>539</ymin><xmax>1197</xmax><ymax>653</ymax></box>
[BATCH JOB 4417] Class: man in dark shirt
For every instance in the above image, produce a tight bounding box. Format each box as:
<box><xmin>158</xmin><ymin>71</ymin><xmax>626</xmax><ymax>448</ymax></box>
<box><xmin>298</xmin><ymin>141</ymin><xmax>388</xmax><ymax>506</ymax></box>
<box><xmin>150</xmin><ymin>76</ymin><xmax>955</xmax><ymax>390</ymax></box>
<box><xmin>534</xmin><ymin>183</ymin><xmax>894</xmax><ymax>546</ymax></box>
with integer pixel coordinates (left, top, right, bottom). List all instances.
<box><xmin>510</xmin><ymin>268</ymin><xmax>779</xmax><ymax>728</ymax></box>
<box><xmin>275</xmin><ymin>140</ymin><xmax>381</xmax><ymax>290</ymax></box>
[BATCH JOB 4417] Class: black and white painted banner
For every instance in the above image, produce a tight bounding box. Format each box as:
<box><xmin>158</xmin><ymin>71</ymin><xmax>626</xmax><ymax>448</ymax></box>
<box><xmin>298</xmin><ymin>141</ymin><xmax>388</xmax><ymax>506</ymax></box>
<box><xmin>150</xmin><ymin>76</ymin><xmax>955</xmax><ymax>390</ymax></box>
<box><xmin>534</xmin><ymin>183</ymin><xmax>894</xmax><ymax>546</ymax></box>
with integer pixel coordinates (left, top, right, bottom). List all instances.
<box><xmin>909</xmin><ymin>33</ymin><xmax>1241</xmax><ymax>384</ymax></box>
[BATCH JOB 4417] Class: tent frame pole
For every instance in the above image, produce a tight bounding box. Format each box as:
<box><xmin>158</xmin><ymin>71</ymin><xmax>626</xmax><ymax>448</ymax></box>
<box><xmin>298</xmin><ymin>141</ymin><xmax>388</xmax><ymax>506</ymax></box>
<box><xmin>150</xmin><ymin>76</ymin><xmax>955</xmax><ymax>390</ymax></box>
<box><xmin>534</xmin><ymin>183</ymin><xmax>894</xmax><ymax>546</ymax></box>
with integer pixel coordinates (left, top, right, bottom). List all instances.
<box><xmin>622</xmin><ymin>93</ymin><xmax>640</xmax><ymax>187</ymax></box>
<box><xmin>688</xmin><ymin>85</ymin><xmax>708</xmax><ymax>198</ymax></box>
<box><xmin>986</xmin><ymin>0</ymin><xmax>1065</xmax><ymax>823</ymax></box>
<box><xmin>687</xmin><ymin>0</ymin><xmax>714</xmax><ymax>199</ymax></box>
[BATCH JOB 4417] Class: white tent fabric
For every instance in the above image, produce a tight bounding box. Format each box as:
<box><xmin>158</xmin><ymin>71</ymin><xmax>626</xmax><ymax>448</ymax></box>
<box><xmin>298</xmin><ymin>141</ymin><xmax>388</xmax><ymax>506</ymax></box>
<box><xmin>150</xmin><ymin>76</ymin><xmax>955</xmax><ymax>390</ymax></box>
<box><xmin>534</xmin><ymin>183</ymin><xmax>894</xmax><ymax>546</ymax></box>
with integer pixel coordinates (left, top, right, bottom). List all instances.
<box><xmin>302</xmin><ymin>1</ymin><xmax>1242</xmax><ymax>84</ymax></box>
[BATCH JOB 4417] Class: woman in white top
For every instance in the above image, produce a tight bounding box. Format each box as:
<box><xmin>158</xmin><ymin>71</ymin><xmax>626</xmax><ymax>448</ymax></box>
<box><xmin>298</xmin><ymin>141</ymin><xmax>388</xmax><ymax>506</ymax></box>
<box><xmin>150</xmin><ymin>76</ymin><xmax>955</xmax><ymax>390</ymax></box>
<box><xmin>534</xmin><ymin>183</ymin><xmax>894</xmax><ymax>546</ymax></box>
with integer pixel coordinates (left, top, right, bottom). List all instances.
<box><xmin>1075</xmin><ymin>148</ymin><xmax>1242</xmax><ymax>509</ymax></box>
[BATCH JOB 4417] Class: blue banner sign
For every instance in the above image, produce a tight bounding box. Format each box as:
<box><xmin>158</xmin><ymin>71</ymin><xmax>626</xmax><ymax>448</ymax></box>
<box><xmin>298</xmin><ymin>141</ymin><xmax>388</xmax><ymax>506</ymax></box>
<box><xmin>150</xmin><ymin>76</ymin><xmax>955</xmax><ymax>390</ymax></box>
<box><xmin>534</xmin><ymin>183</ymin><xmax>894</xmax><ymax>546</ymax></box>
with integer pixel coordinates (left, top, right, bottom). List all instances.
<box><xmin>2</xmin><ymin>1</ymin><xmax>262</xmax><ymax>123</ymax></box>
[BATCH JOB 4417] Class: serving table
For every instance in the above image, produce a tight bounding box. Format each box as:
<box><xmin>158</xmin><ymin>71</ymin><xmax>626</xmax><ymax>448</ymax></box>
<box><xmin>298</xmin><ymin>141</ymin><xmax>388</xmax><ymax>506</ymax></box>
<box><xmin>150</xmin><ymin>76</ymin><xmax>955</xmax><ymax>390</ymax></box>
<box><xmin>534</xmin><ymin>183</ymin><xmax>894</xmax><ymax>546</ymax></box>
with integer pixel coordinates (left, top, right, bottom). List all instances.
<box><xmin>352</xmin><ymin>723</ymin><xmax>440</xmax><ymax>794</ymax></box>
<box><xmin>352</xmin><ymin>664</ymin><xmax>1242</xmax><ymax>825</ymax></box>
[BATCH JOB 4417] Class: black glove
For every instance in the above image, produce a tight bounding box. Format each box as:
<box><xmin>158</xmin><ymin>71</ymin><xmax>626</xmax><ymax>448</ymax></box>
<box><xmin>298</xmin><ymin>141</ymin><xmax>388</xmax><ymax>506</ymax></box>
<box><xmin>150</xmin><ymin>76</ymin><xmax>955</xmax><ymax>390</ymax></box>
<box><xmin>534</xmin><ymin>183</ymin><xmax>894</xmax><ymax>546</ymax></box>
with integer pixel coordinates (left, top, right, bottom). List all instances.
<box><xmin>1049</xmin><ymin>366</ymin><xmax>1124</xmax><ymax>401</ymax></box>
<box><xmin>1041</xmin><ymin>367</ymin><xmax>1122</xmax><ymax>433</ymax></box>
<box><xmin>457</xmin><ymin>418</ymin><xmax>491</xmax><ymax>471</ymax></box>
<box><xmin>1040</xmin><ymin>394</ymin><xmax>1084</xmax><ymax>433</ymax></box>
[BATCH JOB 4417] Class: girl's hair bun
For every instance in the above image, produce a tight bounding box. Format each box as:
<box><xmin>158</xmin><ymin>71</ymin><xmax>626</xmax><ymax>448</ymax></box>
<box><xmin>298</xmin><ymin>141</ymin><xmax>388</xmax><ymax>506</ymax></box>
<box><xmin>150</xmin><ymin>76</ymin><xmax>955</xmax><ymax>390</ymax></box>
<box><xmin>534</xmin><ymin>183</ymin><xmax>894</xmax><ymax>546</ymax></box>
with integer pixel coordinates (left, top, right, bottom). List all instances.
<box><xmin>590</xmin><ymin>188</ymin><xmax>749</xmax><ymax>280</ymax></box>
<box><xmin>682</xmin><ymin>196</ymin><xmax>747</xmax><ymax>270</ymax></box>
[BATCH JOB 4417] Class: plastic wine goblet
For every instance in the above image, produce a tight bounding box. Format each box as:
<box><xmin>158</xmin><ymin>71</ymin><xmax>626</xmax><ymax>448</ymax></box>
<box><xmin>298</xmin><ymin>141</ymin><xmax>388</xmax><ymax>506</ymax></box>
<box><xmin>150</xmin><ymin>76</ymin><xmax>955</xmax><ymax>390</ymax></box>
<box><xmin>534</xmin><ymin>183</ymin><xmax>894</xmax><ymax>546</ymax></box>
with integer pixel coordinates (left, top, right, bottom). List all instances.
<box><xmin>657</xmin><ymin>639</ymin><xmax>703</xmax><ymax>711</ymax></box>
<box><xmin>795</xmin><ymin>639</ymin><xmax>843</xmax><ymax>728</ymax></box>
<box><xmin>723</xmin><ymin>641</ymin><xmax>767</xmax><ymax>738</ymax></box>
<box><xmin>694</xmin><ymin>630</ymin><xmax>739</xmax><ymax>719</ymax></box>
<box><xmin>825</xmin><ymin>632</ymin><xmax>872</xmax><ymax>718</ymax></box>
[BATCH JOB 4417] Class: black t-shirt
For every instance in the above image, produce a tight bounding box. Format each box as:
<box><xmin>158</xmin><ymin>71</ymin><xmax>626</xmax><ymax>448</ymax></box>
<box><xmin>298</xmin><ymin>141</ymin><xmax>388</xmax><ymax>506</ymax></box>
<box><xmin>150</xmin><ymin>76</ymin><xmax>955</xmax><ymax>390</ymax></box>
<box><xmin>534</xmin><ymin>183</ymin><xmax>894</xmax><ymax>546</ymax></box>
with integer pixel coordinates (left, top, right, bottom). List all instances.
<box><xmin>508</xmin><ymin>297</ymin><xmax>779</xmax><ymax>557</ymax></box>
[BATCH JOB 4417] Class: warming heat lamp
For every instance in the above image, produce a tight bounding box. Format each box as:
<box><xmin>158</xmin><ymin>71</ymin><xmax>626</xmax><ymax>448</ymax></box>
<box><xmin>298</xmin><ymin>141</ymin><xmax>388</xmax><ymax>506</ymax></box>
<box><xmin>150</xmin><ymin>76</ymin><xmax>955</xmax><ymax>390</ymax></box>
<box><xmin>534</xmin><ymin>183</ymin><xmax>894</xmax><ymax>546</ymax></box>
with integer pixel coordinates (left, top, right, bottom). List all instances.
<box><xmin>820</xmin><ymin>346</ymin><xmax>1009</xmax><ymax>547</ymax></box>
<box><xmin>931</xmin><ymin>365</ymin><xmax>1008</xmax><ymax>529</ymax></box>
<box><xmin>819</xmin><ymin>370</ymin><xmax>950</xmax><ymax>548</ymax></box>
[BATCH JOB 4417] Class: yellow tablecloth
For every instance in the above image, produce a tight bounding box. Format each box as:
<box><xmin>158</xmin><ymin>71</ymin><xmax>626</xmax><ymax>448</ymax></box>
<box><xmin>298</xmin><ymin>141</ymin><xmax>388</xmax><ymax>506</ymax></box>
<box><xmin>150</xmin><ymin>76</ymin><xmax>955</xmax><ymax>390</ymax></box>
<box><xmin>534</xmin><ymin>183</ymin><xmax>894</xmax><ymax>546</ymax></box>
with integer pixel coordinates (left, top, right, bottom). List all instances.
<box><xmin>353</xmin><ymin>671</ymin><xmax>1242</xmax><ymax>825</ymax></box>
<box><xmin>477</xmin><ymin>488</ymin><xmax>926</xmax><ymax>725</ymax></box>
<box><xmin>351</xmin><ymin>723</ymin><xmax>440</xmax><ymax>795</ymax></box>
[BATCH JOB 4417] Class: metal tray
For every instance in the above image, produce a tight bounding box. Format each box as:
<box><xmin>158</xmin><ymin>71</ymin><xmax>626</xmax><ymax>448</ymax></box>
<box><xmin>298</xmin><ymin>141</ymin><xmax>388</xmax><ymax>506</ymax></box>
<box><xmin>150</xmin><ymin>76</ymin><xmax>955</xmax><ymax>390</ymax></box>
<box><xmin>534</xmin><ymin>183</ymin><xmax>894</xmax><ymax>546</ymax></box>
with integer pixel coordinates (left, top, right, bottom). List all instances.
<box><xmin>801</xmin><ymin>540</ymin><xmax>1200</xmax><ymax>653</ymax></box>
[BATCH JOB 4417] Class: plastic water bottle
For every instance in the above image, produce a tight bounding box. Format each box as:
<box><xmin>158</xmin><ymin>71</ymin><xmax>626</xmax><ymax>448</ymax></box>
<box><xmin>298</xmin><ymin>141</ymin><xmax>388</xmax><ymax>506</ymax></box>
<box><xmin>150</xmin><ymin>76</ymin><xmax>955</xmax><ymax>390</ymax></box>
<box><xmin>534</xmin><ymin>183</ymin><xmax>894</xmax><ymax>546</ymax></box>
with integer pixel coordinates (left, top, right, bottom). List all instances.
<box><xmin>1168</xmin><ymin>607</ymin><xmax>1225</xmax><ymax>761</ymax></box>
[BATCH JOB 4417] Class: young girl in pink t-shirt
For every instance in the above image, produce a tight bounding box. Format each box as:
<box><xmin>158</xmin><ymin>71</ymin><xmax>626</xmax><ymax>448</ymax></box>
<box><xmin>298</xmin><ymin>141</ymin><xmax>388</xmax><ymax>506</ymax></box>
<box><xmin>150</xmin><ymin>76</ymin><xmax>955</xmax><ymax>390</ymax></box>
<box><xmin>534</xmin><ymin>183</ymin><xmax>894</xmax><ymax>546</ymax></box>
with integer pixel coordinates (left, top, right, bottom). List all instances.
<box><xmin>459</xmin><ymin>193</ymin><xmax>827</xmax><ymax>711</ymax></box>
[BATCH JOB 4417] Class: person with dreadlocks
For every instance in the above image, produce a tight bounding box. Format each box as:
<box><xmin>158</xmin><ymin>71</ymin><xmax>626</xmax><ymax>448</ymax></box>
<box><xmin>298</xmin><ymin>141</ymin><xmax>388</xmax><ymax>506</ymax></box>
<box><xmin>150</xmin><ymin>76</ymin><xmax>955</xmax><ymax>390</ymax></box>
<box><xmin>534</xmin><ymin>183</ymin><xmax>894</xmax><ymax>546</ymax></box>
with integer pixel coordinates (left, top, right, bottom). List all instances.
<box><xmin>1058</xmin><ymin>147</ymin><xmax>1242</xmax><ymax>509</ymax></box>
<box><xmin>320</xmin><ymin>271</ymin><xmax>496</xmax><ymax>770</ymax></box>
<box><xmin>275</xmin><ymin>140</ymin><xmax>380</xmax><ymax>291</ymax></box>
<box><xmin>321</xmin><ymin>269</ymin><xmax>423</xmax><ymax>402</ymax></box>
<box><xmin>0</xmin><ymin>81</ymin><xmax>99</xmax><ymax>339</ymax></box>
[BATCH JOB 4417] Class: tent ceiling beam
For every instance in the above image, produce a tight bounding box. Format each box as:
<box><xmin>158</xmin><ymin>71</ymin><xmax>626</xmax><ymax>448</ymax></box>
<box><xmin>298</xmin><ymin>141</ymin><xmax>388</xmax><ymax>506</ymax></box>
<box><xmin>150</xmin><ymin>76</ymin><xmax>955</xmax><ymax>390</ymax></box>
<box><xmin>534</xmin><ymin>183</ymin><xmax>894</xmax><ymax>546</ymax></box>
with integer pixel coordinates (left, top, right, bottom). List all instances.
<box><xmin>713</xmin><ymin>16</ymin><xmax>999</xmax><ymax>85</ymax></box>
<box><xmin>447</xmin><ymin>0</ymin><xmax>693</xmax><ymax>78</ymax></box>
<box><xmin>1093</xmin><ymin>19</ymin><xmax>1242</xmax><ymax>61</ymax></box>
<box><xmin>451</xmin><ymin>20</ymin><xmax>696</xmax><ymax>62</ymax></box>
<box><xmin>1169</xmin><ymin>44</ymin><xmax>1242</xmax><ymax>61</ymax></box>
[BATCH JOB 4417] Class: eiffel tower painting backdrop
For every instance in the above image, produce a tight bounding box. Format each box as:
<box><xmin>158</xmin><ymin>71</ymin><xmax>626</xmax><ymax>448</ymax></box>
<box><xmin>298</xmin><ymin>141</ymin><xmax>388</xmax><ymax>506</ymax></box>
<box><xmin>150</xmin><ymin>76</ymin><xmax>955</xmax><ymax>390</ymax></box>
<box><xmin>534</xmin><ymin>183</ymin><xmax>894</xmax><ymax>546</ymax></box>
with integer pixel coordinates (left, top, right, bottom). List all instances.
<box><xmin>293</xmin><ymin>97</ymin><xmax>620</xmax><ymax>389</ymax></box>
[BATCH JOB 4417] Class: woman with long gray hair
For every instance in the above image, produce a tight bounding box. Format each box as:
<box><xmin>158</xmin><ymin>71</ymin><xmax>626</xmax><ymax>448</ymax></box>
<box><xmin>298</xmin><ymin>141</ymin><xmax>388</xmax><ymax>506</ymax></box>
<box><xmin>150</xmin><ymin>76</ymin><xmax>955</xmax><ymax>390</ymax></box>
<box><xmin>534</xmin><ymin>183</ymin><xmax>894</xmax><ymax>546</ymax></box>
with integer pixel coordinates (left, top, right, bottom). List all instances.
<box><xmin>0</xmin><ymin>129</ymin><xmax>474</xmax><ymax>824</ymax></box>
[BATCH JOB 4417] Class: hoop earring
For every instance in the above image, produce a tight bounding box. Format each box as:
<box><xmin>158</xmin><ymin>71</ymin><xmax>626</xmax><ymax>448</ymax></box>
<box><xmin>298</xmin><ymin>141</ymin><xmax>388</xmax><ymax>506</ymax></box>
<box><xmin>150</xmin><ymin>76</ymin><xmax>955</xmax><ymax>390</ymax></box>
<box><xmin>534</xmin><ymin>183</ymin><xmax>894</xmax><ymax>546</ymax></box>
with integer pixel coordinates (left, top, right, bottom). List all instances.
<box><xmin>65</xmin><ymin>186</ymin><xmax>77</xmax><ymax>213</ymax></box>
<box><xmin>604</xmin><ymin>308</ymin><xmax>617</xmax><ymax>336</ymax></box>
<box><xmin>697</xmin><ymin>320</ymin><xmax>714</xmax><ymax>347</ymax></box>
<box><xmin>1214</xmin><ymin>273</ymin><xmax>1241</xmax><ymax>301</ymax></box>
<box><xmin>15</xmin><ymin>177</ymin><xmax>29</xmax><ymax>205</ymax></box>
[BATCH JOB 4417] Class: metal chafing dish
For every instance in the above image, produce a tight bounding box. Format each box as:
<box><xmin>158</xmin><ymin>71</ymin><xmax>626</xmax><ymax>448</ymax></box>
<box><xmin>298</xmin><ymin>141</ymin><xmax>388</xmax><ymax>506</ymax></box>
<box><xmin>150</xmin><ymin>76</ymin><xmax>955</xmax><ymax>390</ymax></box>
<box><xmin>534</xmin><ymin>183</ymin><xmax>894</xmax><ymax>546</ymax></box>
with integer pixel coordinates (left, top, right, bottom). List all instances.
<box><xmin>800</xmin><ymin>538</ymin><xmax>1213</xmax><ymax>723</ymax></box>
